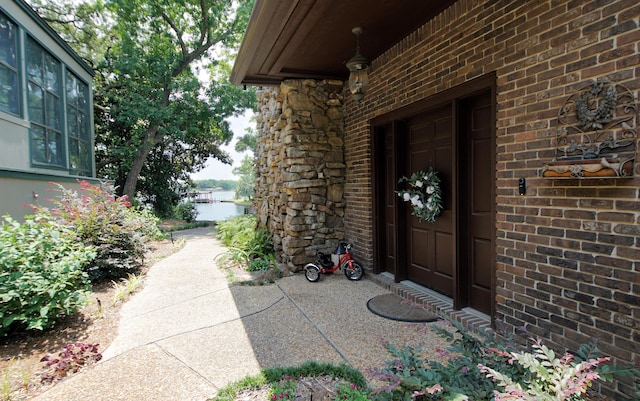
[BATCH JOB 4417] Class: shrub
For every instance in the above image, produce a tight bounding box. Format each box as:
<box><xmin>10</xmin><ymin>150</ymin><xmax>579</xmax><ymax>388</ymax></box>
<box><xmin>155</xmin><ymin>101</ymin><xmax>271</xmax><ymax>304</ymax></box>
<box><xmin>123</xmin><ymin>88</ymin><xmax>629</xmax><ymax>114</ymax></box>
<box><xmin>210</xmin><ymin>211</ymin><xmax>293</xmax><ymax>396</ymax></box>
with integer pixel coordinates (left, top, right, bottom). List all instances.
<box><xmin>216</xmin><ymin>215</ymin><xmax>275</xmax><ymax>271</ymax></box>
<box><xmin>173</xmin><ymin>201</ymin><xmax>198</xmax><ymax>223</ymax></box>
<box><xmin>370</xmin><ymin>313</ymin><xmax>637</xmax><ymax>401</ymax></box>
<box><xmin>0</xmin><ymin>214</ymin><xmax>95</xmax><ymax>336</ymax></box>
<box><xmin>37</xmin><ymin>181</ymin><xmax>162</xmax><ymax>282</ymax></box>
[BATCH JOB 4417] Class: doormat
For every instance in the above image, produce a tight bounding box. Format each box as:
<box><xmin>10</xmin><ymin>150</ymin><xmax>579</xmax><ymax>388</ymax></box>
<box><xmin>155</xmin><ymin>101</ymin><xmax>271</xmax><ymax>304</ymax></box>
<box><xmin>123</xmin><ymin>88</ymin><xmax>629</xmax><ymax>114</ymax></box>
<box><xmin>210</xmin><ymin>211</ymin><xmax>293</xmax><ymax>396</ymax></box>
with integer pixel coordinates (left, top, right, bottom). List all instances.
<box><xmin>366</xmin><ymin>294</ymin><xmax>439</xmax><ymax>322</ymax></box>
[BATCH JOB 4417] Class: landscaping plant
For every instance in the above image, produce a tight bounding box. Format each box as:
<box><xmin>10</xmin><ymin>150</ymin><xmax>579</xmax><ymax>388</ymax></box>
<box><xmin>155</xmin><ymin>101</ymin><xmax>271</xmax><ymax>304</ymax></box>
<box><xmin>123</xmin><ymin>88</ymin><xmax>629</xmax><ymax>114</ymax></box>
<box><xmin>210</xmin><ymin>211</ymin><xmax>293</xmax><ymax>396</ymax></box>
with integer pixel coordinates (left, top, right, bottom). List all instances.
<box><xmin>0</xmin><ymin>214</ymin><xmax>95</xmax><ymax>336</ymax></box>
<box><xmin>40</xmin><ymin>343</ymin><xmax>102</xmax><ymax>384</ymax></box>
<box><xmin>35</xmin><ymin>181</ymin><xmax>163</xmax><ymax>282</ymax></box>
<box><xmin>216</xmin><ymin>215</ymin><xmax>275</xmax><ymax>271</ymax></box>
<box><xmin>369</xmin><ymin>312</ymin><xmax>633</xmax><ymax>401</ymax></box>
<box><xmin>478</xmin><ymin>339</ymin><xmax>610</xmax><ymax>401</ymax></box>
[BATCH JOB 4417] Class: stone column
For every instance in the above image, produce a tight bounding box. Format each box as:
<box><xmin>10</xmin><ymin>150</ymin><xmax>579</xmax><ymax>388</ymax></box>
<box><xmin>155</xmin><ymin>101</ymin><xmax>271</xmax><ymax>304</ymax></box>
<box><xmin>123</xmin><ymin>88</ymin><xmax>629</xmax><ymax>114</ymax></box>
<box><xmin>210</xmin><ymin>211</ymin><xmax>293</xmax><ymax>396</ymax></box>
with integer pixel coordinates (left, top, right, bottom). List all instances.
<box><xmin>255</xmin><ymin>79</ymin><xmax>345</xmax><ymax>272</ymax></box>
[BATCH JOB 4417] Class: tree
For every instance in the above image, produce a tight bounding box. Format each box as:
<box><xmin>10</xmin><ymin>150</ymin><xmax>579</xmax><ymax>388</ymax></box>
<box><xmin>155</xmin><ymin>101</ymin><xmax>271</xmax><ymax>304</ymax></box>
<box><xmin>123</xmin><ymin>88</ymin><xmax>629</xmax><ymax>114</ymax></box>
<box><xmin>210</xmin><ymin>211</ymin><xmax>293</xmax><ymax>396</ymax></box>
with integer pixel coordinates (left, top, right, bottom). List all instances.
<box><xmin>27</xmin><ymin>0</ymin><xmax>257</xmax><ymax>212</ymax></box>
<box><xmin>232</xmin><ymin>125</ymin><xmax>257</xmax><ymax>200</ymax></box>
<box><xmin>233</xmin><ymin>156</ymin><xmax>255</xmax><ymax>200</ymax></box>
<box><xmin>99</xmin><ymin>0</ymin><xmax>256</xmax><ymax>202</ymax></box>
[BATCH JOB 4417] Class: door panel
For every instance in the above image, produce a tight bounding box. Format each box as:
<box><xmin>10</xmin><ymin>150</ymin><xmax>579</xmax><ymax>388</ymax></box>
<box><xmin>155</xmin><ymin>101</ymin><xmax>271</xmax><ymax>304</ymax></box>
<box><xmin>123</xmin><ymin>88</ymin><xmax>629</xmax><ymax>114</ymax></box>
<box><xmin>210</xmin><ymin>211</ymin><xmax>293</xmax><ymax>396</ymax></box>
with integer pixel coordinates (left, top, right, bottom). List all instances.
<box><xmin>406</xmin><ymin>106</ymin><xmax>454</xmax><ymax>296</ymax></box>
<box><xmin>461</xmin><ymin>93</ymin><xmax>494</xmax><ymax>315</ymax></box>
<box><xmin>383</xmin><ymin>124</ymin><xmax>396</xmax><ymax>274</ymax></box>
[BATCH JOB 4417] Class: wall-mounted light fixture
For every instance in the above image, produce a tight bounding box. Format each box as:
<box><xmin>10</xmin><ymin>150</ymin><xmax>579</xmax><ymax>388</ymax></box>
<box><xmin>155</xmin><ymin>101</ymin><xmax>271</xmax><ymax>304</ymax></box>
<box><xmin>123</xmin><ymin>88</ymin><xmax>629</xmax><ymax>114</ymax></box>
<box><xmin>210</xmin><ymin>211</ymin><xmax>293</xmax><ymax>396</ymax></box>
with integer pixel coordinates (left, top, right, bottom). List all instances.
<box><xmin>346</xmin><ymin>27</ymin><xmax>370</xmax><ymax>103</ymax></box>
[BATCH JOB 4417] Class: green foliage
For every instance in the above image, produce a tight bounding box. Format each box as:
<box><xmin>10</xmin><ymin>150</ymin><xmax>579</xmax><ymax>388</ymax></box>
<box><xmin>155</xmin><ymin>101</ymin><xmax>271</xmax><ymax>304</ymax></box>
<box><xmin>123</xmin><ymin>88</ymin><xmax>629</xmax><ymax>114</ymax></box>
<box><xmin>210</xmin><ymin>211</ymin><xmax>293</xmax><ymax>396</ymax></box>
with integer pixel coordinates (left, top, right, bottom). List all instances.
<box><xmin>212</xmin><ymin>362</ymin><xmax>367</xmax><ymax>401</ymax></box>
<box><xmin>37</xmin><ymin>181</ymin><xmax>162</xmax><ymax>282</ymax></box>
<box><xmin>194</xmin><ymin>179</ymin><xmax>237</xmax><ymax>191</ymax></box>
<box><xmin>216</xmin><ymin>215</ymin><xmax>274</xmax><ymax>271</ymax></box>
<box><xmin>336</xmin><ymin>383</ymin><xmax>371</xmax><ymax>401</ymax></box>
<box><xmin>478</xmin><ymin>339</ymin><xmax>611</xmax><ymax>401</ymax></box>
<box><xmin>233</xmin><ymin>156</ymin><xmax>255</xmax><ymax>200</ymax></box>
<box><xmin>173</xmin><ymin>201</ymin><xmax>199</xmax><ymax>223</ymax></box>
<box><xmin>0</xmin><ymin>214</ymin><xmax>95</xmax><ymax>336</ymax></box>
<box><xmin>269</xmin><ymin>376</ymin><xmax>296</xmax><ymax>401</ymax></box>
<box><xmin>94</xmin><ymin>0</ymin><xmax>257</xmax><ymax>208</ymax></box>
<box><xmin>371</xmin><ymin>313</ymin><xmax>636</xmax><ymax>401</ymax></box>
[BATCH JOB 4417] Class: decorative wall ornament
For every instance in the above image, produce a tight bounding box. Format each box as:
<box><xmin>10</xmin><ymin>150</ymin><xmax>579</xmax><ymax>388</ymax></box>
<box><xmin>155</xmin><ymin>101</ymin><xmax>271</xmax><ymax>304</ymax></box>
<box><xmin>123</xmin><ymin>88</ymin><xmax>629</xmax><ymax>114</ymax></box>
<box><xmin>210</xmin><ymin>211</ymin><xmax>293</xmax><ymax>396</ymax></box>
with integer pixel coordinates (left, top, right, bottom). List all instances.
<box><xmin>542</xmin><ymin>80</ymin><xmax>637</xmax><ymax>178</ymax></box>
<box><xmin>397</xmin><ymin>168</ymin><xmax>443</xmax><ymax>223</ymax></box>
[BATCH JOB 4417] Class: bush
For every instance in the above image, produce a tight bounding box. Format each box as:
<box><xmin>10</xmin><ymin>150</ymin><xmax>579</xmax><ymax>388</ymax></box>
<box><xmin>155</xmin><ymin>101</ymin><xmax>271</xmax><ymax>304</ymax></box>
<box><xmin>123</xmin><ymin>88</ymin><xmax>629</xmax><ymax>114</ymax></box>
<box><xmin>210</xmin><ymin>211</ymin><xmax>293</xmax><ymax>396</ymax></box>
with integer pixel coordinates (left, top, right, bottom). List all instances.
<box><xmin>216</xmin><ymin>215</ymin><xmax>274</xmax><ymax>271</ymax></box>
<box><xmin>0</xmin><ymin>214</ymin><xmax>95</xmax><ymax>336</ymax></box>
<box><xmin>173</xmin><ymin>201</ymin><xmax>198</xmax><ymax>223</ymax></box>
<box><xmin>370</xmin><ymin>313</ymin><xmax>637</xmax><ymax>401</ymax></box>
<box><xmin>37</xmin><ymin>181</ymin><xmax>163</xmax><ymax>282</ymax></box>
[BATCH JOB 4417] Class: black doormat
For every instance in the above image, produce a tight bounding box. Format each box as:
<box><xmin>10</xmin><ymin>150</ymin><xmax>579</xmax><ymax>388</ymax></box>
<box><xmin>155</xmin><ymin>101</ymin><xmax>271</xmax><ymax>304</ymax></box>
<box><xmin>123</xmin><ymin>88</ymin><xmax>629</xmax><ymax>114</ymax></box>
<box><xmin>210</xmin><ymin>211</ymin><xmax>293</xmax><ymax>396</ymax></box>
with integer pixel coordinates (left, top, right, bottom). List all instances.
<box><xmin>367</xmin><ymin>294</ymin><xmax>439</xmax><ymax>322</ymax></box>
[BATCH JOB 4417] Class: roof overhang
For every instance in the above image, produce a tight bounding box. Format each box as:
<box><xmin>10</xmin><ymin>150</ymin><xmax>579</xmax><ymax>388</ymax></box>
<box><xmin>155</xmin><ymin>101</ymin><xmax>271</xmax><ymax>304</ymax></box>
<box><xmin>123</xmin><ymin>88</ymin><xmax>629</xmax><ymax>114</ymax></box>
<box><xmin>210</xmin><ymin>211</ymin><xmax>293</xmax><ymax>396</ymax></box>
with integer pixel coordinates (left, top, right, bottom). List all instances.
<box><xmin>231</xmin><ymin>0</ymin><xmax>456</xmax><ymax>86</ymax></box>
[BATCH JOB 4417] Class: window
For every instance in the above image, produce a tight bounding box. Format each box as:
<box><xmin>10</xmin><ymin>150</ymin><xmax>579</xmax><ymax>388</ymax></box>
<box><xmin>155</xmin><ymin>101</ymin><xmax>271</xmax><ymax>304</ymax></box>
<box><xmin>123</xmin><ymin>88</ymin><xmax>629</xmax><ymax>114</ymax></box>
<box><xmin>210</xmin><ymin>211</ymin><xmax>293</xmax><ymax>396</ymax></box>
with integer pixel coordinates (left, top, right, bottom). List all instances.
<box><xmin>0</xmin><ymin>12</ymin><xmax>19</xmax><ymax>116</ymax></box>
<box><xmin>26</xmin><ymin>36</ymin><xmax>64</xmax><ymax>167</ymax></box>
<box><xmin>66</xmin><ymin>71</ymin><xmax>92</xmax><ymax>176</ymax></box>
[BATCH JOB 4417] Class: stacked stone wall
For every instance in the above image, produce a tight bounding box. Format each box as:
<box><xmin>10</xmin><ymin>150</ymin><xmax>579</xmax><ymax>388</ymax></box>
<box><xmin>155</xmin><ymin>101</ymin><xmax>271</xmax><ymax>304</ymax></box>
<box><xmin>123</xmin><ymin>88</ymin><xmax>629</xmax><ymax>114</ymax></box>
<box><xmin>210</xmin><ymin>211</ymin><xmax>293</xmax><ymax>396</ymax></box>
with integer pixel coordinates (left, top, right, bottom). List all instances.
<box><xmin>255</xmin><ymin>80</ymin><xmax>345</xmax><ymax>271</ymax></box>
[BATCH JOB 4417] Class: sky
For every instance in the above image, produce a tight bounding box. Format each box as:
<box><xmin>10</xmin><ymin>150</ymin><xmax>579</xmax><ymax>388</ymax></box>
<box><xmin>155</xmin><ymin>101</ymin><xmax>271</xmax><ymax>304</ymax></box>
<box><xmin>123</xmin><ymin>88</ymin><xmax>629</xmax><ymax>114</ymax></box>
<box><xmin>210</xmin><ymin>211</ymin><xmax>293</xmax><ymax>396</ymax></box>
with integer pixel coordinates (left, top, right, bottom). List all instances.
<box><xmin>190</xmin><ymin>109</ymin><xmax>255</xmax><ymax>181</ymax></box>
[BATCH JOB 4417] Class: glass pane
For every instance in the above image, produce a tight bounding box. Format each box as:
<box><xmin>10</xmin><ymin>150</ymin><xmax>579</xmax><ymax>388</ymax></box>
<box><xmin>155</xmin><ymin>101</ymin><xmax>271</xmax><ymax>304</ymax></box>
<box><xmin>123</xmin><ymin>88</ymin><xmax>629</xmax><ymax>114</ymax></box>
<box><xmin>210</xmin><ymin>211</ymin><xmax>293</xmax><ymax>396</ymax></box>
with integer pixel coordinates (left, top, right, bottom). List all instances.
<box><xmin>0</xmin><ymin>65</ymin><xmax>18</xmax><ymax>114</ymax></box>
<box><xmin>46</xmin><ymin>94</ymin><xmax>60</xmax><ymax>129</ymax></box>
<box><xmin>66</xmin><ymin>72</ymin><xmax>78</xmax><ymax>104</ymax></box>
<box><xmin>26</xmin><ymin>38</ymin><xmax>43</xmax><ymax>85</ymax></box>
<box><xmin>47</xmin><ymin>130</ymin><xmax>63</xmax><ymax>165</ymax></box>
<box><xmin>69</xmin><ymin>138</ymin><xmax>79</xmax><ymax>169</ymax></box>
<box><xmin>78</xmin><ymin>111</ymin><xmax>88</xmax><ymax>139</ymax></box>
<box><xmin>0</xmin><ymin>13</ymin><xmax>17</xmax><ymax>67</ymax></box>
<box><xmin>44</xmin><ymin>54</ymin><xmax>59</xmax><ymax>93</ymax></box>
<box><xmin>79</xmin><ymin>81</ymin><xmax>88</xmax><ymax>108</ymax></box>
<box><xmin>79</xmin><ymin>141</ymin><xmax>91</xmax><ymax>172</ymax></box>
<box><xmin>27</xmin><ymin>82</ymin><xmax>44</xmax><ymax>124</ymax></box>
<box><xmin>30</xmin><ymin>125</ymin><xmax>47</xmax><ymax>164</ymax></box>
<box><xmin>68</xmin><ymin>107</ymin><xmax>78</xmax><ymax>135</ymax></box>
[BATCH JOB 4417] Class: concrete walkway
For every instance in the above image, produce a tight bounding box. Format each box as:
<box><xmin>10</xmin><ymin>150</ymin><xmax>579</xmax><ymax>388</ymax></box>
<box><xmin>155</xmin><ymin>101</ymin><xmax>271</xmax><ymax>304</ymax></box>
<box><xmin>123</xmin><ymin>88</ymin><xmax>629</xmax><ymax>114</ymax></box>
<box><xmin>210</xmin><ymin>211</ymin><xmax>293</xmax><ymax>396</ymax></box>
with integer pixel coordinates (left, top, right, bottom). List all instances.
<box><xmin>33</xmin><ymin>228</ymin><xmax>447</xmax><ymax>401</ymax></box>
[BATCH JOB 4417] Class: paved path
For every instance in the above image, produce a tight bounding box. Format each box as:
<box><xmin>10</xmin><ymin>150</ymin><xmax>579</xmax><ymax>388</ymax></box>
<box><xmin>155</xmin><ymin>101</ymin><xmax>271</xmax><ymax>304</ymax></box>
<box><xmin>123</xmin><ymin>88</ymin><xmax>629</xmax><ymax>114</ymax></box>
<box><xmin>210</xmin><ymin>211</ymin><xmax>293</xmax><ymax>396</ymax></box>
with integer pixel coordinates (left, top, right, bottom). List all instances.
<box><xmin>34</xmin><ymin>228</ymin><xmax>446</xmax><ymax>401</ymax></box>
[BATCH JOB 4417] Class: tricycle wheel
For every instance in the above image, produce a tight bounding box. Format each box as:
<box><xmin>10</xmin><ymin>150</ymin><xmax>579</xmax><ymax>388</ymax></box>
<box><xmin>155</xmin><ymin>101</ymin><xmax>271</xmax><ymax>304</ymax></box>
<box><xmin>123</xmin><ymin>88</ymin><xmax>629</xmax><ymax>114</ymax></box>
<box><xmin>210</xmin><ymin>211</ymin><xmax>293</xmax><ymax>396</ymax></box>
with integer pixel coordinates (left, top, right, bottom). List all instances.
<box><xmin>343</xmin><ymin>260</ymin><xmax>364</xmax><ymax>281</ymax></box>
<box><xmin>304</xmin><ymin>264</ymin><xmax>321</xmax><ymax>282</ymax></box>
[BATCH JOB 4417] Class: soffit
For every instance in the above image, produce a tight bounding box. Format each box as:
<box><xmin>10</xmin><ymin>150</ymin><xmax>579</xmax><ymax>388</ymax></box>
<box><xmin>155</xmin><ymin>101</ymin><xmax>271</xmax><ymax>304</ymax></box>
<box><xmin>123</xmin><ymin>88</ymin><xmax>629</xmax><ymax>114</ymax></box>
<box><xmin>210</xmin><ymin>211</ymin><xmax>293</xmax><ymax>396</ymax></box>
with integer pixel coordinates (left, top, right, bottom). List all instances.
<box><xmin>231</xmin><ymin>0</ymin><xmax>455</xmax><ymax>86</ymax></box>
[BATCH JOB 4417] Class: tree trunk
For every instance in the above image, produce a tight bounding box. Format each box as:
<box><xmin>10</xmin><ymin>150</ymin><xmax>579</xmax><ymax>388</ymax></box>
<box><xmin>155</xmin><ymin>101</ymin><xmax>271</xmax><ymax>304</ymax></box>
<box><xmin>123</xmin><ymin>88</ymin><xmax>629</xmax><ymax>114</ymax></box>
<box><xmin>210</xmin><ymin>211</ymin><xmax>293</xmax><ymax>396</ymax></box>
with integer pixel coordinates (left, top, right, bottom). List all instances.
<box><xmin>122</xmin><ymin>127</ymin><xmax>159</xmax><ymax>200</ymax></box>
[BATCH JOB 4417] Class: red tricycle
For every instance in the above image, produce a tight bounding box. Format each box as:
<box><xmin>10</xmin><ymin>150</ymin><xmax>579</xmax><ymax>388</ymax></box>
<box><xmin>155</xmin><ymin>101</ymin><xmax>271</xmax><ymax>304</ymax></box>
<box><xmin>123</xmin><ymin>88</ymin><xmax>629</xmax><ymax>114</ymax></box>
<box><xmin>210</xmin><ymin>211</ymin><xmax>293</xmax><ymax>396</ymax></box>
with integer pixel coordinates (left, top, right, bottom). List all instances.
<box><xmin>304</xmin><ymin>243</ymin><xmax>364</xmax><ymax>282</ymax></box>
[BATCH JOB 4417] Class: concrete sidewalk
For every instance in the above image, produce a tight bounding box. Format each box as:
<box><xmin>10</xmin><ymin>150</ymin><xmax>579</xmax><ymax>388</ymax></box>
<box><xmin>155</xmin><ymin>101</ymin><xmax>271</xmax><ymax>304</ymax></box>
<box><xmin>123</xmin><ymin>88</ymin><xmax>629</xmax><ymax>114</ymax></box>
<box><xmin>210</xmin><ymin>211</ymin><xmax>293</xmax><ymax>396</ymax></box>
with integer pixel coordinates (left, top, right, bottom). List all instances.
<box><xmin>33</xmin><ymin>228</ymin><xmax>447</xmax><ymax>401</ymax></box>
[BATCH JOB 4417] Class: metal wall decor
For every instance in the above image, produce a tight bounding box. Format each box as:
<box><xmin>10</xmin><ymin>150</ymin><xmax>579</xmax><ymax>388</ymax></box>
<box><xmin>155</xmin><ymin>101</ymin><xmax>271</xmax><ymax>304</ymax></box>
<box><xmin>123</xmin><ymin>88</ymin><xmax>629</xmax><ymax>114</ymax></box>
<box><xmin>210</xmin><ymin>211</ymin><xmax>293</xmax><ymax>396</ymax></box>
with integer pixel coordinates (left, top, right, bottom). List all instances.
<box><xmin>542</xmin><ymin>80</ymin><xmax>638</xmax><ymax>178</ymax></box>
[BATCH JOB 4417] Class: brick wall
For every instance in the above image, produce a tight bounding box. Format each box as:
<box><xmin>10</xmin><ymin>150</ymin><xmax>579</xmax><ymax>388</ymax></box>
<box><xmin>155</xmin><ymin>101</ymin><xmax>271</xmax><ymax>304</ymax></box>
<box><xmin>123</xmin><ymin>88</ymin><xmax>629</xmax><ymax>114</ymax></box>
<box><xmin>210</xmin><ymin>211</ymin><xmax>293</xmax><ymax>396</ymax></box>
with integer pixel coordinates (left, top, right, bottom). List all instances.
<box><xmin>342</xmin><ymin>0</ymin><xmax>639</xmax><ymax>397</ymax></box>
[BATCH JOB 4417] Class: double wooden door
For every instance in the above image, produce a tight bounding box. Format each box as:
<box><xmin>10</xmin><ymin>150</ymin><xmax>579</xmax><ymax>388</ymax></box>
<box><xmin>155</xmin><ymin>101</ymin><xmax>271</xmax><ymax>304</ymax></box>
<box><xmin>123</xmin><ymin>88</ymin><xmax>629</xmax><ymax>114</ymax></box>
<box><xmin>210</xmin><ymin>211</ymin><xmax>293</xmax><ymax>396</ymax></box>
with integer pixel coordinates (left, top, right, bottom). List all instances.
<box><xmin>376</xmin><ymin>90</ymin><xmax>495</xmax><ymax>316</ymax></box>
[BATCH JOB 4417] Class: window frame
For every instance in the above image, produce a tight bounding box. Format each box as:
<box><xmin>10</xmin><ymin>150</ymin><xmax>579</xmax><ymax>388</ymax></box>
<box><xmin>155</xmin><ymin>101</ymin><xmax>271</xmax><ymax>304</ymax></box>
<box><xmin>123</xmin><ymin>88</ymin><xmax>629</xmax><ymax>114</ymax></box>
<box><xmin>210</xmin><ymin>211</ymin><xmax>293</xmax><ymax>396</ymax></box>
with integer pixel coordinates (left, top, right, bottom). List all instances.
<box><xmin>26</xmin><ymin>34</ymin><xmax>66</xmax><ymax>170</ymax></box>
<box><xmin>0</xmin><ymin>10</ymin><xmax>21</xmax><ymax>117</ymax></box>
<box><xmin>66</xmin><ymin>70</ymin><xmax>92</xmax><ymax>177</ymax></box>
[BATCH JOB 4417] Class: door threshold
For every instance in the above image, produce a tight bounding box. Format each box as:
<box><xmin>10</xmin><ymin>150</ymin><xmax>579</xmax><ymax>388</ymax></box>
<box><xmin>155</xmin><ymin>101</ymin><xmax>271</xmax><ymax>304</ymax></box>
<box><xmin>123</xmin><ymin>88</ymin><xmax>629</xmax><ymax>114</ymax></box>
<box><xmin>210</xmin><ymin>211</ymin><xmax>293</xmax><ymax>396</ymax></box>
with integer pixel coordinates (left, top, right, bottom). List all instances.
<box><xmin>371</xmin><ymin>273</ymin><xmax>492</xmax><ymax>331</ymax></box>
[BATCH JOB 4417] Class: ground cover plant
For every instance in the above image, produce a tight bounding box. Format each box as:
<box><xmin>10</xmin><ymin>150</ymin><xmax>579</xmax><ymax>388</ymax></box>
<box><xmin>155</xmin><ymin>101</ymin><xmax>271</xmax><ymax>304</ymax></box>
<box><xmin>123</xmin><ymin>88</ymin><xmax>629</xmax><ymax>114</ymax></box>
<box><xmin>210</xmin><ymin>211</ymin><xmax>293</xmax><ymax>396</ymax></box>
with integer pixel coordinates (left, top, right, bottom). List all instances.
<box><xmin>368</xmin><ymin>312</ymin><xmax>640</xmax><ymax>401</ymax></box>
<box><xmin>211</xmin><ymin>361</ymin><xmax>368</xmax><ymax>401</ymax></box>
<box><xmin>216</xmin><ymin>215</ymin><xmax>277</xmax><ymax>276</ymax></box>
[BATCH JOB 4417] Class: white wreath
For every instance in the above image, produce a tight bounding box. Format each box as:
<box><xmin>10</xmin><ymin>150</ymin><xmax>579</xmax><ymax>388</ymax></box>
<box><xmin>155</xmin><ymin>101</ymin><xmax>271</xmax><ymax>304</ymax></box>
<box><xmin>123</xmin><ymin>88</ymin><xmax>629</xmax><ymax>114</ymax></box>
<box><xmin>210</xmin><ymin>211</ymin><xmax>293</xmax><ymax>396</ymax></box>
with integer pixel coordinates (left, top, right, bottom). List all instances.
<box><xmin>397</xmin><ymin>168</ymin><xmax>443</xmax><ymax>223</ymax></box>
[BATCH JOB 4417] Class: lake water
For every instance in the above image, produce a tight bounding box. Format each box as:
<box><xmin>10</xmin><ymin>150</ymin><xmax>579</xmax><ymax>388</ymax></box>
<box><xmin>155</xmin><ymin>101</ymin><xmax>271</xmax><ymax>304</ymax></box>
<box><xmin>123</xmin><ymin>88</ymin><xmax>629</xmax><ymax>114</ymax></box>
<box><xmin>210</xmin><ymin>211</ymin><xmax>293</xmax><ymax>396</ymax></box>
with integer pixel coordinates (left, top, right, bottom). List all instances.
<box><xmin>194</xmin><ymin>191</ymin><xmax>249</xmax><ymax>222</ymax></box>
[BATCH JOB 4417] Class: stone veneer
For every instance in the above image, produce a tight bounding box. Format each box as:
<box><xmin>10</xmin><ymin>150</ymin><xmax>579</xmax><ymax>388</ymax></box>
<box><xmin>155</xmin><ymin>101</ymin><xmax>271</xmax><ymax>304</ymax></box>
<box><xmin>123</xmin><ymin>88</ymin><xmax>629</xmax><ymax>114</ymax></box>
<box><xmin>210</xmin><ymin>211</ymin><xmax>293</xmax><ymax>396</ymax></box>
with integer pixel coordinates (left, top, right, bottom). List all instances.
<box><xmin>254</xmin><ymin>79</ymin><xmax>346</xmax><ymax>271</ymax></box>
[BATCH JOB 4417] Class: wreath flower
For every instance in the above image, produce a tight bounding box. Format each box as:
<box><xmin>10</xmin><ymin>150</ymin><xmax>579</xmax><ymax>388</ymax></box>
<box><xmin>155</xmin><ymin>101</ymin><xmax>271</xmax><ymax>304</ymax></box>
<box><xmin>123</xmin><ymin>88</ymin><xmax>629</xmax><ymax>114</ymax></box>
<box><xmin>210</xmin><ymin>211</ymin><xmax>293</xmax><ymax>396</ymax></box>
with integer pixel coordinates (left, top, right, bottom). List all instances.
<box><xmin>397</xmin><ymin>168</ymin><xmax>443</xmax><ymax>223</ymax></box>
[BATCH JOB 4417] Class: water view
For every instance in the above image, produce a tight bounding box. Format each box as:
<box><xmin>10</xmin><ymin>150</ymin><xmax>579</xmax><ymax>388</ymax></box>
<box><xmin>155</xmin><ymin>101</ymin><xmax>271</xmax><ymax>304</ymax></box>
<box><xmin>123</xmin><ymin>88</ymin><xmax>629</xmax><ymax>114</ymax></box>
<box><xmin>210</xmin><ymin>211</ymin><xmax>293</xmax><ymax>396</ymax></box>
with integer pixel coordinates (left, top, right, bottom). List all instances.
<box><xmin>194</xmin><ymin>191</ymin><xmax>249</xmax><ymax>222</ymax></box>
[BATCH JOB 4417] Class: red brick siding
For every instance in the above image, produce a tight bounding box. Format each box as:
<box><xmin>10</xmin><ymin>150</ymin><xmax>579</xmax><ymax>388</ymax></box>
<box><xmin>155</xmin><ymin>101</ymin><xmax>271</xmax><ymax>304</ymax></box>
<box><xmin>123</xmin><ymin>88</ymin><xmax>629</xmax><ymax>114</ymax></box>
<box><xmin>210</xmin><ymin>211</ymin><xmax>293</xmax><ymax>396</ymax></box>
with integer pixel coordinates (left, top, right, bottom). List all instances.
<box><xmin>343</xmin><ymin>0</ymin><xmax>639</xmax><ymax>397</ymax></box>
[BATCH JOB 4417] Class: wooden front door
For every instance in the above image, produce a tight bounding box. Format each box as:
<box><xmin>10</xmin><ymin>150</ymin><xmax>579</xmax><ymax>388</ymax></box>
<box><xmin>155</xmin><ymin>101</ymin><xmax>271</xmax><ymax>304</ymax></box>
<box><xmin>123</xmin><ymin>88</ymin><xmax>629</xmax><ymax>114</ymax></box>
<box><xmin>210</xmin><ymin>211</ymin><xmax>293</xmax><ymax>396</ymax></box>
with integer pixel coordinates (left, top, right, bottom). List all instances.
<box><xmin>374</xmin><ymin>85</ymin><xmax>495</xmax><ymax>317</ymax></box>
<box><xmin>459</xmin><ymin>92</ymin><xmax>494</xmax><ymax>314</ymax></box>
<box><xmin>404</xmin><ymin>106</ymin><xmax>454</xmax><ymax>296</ymax></box>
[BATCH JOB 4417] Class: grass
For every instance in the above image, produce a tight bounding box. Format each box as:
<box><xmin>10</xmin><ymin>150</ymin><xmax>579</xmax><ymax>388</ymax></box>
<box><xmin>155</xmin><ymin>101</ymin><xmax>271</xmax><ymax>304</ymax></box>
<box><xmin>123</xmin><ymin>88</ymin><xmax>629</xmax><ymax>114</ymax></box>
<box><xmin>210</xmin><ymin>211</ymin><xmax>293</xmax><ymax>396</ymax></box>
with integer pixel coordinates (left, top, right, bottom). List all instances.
<box><xmin>1</xmin><ymin>359</ymin><xmax>33</xmax><ymax>401</ymax></box>
<box><xmin>210</xmin><ymin>361</ymin><xmax>367</xmax><ymax>401</ymax></box>
<box><xmin>160</xmin><ymin>221</ymin><xmax>211</xmax><ymax>233</ymax></box>
<box><xmin>111</xmin><ymin>274</ymin><xmax>145</xmax><ymax>306</ymax></box>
